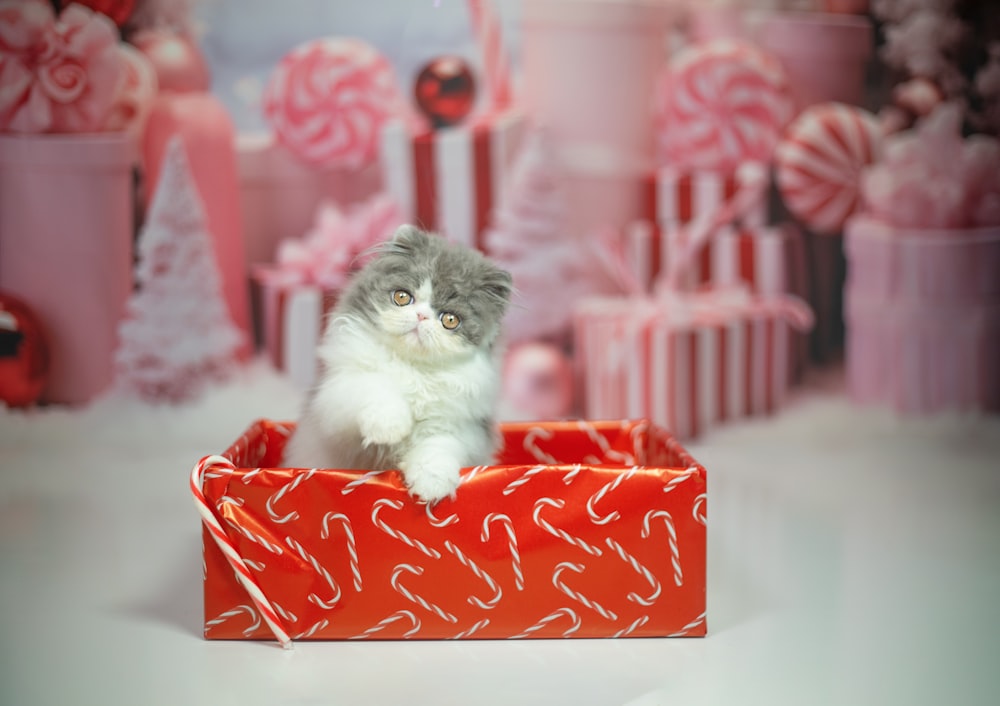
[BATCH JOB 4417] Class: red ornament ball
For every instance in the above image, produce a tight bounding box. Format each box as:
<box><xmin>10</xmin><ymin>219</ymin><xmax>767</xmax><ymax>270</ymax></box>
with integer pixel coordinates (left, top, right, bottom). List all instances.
<box><xmin>414</xmin><ymin>56</ymin><xmax>476</xmax><ymax>128</ymax></box>
<box><xmin>0</xmin><ymin>293</ymin><xmax>49</xmax><ymax>408</ymax></box>
<box><xmin>56</xmin><ymin>0</ymin><xmax>136</xmax><ymax>27</ymax></box>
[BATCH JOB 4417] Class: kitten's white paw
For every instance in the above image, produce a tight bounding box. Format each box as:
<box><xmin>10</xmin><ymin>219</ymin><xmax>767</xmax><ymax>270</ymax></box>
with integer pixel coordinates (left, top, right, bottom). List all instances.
<box><xmin>359</xmin><ymin>402</ymin><xmax>412</xmax><ymax>447</ymax></box>
<box><xmin>402</xmin><ymin>457</ymin><xmax>461</xmax><ymax>505</ymax></box>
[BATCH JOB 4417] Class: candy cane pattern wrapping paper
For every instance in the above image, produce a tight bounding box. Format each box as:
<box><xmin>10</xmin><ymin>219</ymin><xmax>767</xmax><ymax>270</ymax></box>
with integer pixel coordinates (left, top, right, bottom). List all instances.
<box><xmin>195</xmin><ymin>419</ymin><xmax>706</xmax><ymax>644</ymax></box>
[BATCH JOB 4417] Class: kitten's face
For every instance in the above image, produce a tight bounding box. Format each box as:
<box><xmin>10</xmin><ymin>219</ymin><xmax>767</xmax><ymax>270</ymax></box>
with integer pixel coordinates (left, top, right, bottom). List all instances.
<box><xmin>344</xmin><ymin>226</ymin><xmax>512</xmax><ymax>361</ymax></box>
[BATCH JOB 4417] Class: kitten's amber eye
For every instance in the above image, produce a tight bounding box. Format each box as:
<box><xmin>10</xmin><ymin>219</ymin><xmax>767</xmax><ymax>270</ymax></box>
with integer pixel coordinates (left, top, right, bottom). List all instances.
<box><xmin>392</xmin><ymin>290</ymin><xmax>412</xmax><ymax>306</ymax></box>
<box><xmin>440</xmin><ymin>312</ymin><xmax>461</xmax><ymax>330</ymax></box>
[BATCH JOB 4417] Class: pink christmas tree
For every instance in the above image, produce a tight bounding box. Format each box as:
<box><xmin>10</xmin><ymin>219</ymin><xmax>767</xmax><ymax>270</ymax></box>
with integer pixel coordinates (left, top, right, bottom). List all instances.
<box><xmin>115</xmin><ymin>136</ymin><xmax>246</xmax><ymax>402</ymax></box>
<box><xmin>484</xmin><ymin>130</ymin><xmax>621</xmax><ymax>344</ymax></box>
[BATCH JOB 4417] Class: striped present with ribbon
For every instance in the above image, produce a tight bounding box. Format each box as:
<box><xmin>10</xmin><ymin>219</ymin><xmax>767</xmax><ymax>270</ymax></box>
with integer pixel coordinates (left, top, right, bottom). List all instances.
<box><xmin>379</xmin><ymin>112</ymin><xmax>526</xmax><ymax>251</ymax></box>
<box><xmin>574</xmin><ymin>289</ymin><xmax>813</xmax><ymax>439</ymax></box>
<box><xmin>643</xmin><ymin>163</ymin><xmax>770</xmax><ymax>228</ymax></box>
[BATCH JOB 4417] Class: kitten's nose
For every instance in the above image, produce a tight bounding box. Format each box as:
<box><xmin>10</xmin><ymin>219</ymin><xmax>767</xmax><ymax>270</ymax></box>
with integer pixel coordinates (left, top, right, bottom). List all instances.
<box><xmin>417</xmin><ymin>311</ymin><xmax>429</xmax><ymax>321</ymax></box>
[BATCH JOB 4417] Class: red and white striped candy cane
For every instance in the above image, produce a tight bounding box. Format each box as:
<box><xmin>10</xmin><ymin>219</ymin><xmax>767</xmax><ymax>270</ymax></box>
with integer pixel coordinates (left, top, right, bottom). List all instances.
<box><xmin>692</xmin><ymin>493</ymin><xmax>707</xmax><ymax>526</ymax></box>
<box><xmin>390</xmin><ymin>564</ymin><xmax>458</xmax><ymax>624</ymax></box>
<box><xmin>562</xmin><ymin>463</ymin><xmax>583</xmax><ymax>485</ymax></box>
<box><xmin>605</xmin><ymin>537</ymin><xmax>662</xmax><ymax>606</ymax></box>
<box><xmin>424</xmin><ymin>502</ymin><xmax>459</xmax><ymax>528</ymax></box>
<box><xmin>284</xmin><ymin>536</ymin><xmax>343</xmax><ymax>609</ymax></box>
<box><xmin>265</xmin><ymin>468</ymin><xmax>317</xmax><ymax>523</ymax></box>
<box><xmin>552</xmin><ymin>562</ymin><xmax>618</xmax><ymax>621</ymax></box>
<box><xmin>502</xmin><ymin>464</ymin><xmax>547</xmax><ymax>496</ymax></box>
<box><xmin>481</xmin><ymin>512</ymin><xmax>524</xmax><ymax>590</ymax></box>
<box><xmin>371</xmin><ymin>498</ymin><xmax>441</xmax><ymax>559</ymax></box>
<box><xmin>533</xmin><ymin>498</ymin><xmax>604</xmax><ymax>556</ymax></box>
<box><xmin>191</xmin><ymin>455</ymin><xmax>292</xmax><ymax>649</ymax></box>
<box><xmin>642</xmin><ymin>509</ymin><xmax>683</xmax><ymax>587</ymax></box>
<box><xmin>321</xmin><ymin>512</ymin><xmax>362</xmax><ymax>592</ymax></box>
<box><xmin>205</xmin><ymin>603</ymin><xmax>261</xmax><ymax>637</ymax></box>
<box><xmin>341</xmin><ymin>469</ymin><xmax>386</xmax><ymax>495</ymax></box>
<box><xmin>349</xmin><ymin>610</ymin><xmax>421</xmax><ymax>640</ymax></box>
<box><xmin>586</xmin><ymin>466</ymin><xmax>638</xmax><ymax>525</ymax></box>
<box><xmin>663</xmin><ymin>467</ymin><xmax>699</xmax><ymax>496</ymax></box>
<box><xmin>444</xmin><ymin>540</ymin><xmax>502</xmax><ymax>609</ymax></box>
<box><xmin>510</xmin><ymin>607</ymin><xmax>581</xmax><ymax>639</ymax></box>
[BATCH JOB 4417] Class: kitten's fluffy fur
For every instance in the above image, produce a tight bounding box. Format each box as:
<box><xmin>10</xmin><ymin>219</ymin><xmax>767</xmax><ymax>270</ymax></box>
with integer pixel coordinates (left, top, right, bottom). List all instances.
<box><xmin>282</xmin><ymin>225</ymin><xmax>513</xmax><ymax>503</ymax></box>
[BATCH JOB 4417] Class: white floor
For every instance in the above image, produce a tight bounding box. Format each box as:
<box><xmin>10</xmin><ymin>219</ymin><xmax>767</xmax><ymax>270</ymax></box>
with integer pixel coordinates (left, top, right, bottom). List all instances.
<box><xmin>1</xmin><ymin>361</ymin><xmax>998</xmax><ymax>706</ymax></box>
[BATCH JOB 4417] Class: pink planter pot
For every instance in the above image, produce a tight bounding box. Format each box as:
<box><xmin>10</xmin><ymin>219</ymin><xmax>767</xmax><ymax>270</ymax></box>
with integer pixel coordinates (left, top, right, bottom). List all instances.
<box><xmin>757</xmin><ymin>12</ymin><xmax>873</xmax><ymax>112</ymax></box>
<box><xmin>520</xmin><ymin>0</ymin><xmax>675</xmax><ymax>234</ymax></box>
<box><xmin>0</xmin><ymin>133</ymin><xmax>135</xmax><ymax>405</ymax></box>
<box><xmin>845</xmin><ymin>217</ymin><xmax>1000</xmax><ymax>415</ymax></box>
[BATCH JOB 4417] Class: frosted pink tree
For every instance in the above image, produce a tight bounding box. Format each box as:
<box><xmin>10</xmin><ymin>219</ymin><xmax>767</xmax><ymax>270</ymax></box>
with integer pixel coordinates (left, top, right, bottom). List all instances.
<box><xmin>484</xmin><ymin>130</ymin><xmax>621</xmax><ymax>344</ymax></box>
<box><xmin>115</xmin><ymin>136</ymin><xmax>246</xmax><ymax>402</ymax></box>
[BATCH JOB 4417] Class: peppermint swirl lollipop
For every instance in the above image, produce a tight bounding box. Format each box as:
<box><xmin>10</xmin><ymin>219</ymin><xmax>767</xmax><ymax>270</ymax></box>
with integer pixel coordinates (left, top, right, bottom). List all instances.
<box><xmin>655</xmin><ymin>39</ymin><xmax>794</xmax><ymax>170</ymax></box>
<box><xmin>775</xmin><ymin>102</ymin><xmax>882</xmax><ymax>234</ymax></box>
<box><xmin>263</xmin><ymin>38</ymin><xmax>403</xmax><ymax>169</ymax></box>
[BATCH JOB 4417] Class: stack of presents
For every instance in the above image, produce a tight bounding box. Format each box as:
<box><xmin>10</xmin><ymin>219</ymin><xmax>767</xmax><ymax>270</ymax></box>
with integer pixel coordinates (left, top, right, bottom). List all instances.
<box><xmin>5</xmin><ymin>0</ymin><xmax>998</xmax><ymax>645</ymax></box>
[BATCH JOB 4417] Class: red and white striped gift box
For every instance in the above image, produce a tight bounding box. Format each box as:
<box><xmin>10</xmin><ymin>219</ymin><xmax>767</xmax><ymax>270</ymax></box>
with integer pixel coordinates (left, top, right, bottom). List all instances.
<box><xmin>253</xmin><ymin>270</ymin><xmax>338</xmax><ymax>388</ymax></box>
<box><xmin>380</xmin><ymin>112</ymin><xmax>526</xmax><ymax>250</ymax></box>
<box><xmin>574</xmin><ymin>291</ymin><xmax>814</xmax><ymax>439</ymax></box>
<box><xmin>643</xmin><ymin>163</ymin><xmax>770</xmax><ymax>228</ymax></box>
<box><xmin>622</xmin><ymin>221</ymin><xmax>807</xmax><ymax>296</ymax></box>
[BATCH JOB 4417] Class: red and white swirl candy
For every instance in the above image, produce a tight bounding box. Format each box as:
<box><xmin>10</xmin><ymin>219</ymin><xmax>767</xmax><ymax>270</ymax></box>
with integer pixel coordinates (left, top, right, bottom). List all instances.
<box><xmin>263</xmin><ymin>37</ymin><xmax>403</xmax><ymax>169</ymax></box>
<box><xmin>655</xmin><ymin>39</ymin><xmax>794</xmax><ymax>171</ymax></box>
<box><xmin>775</xmin><ymin>102</ymin><xmax>882</xmax><ymax>234</ymax></box>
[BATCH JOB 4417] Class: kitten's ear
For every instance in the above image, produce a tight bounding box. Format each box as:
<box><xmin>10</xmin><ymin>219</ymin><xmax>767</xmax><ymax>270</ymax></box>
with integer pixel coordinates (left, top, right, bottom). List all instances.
<box><xmin>389</xmin><ymin>224</ymin><xmax>431</xmax><ymax>254</ymax></box>
<box><xmin>483</xmin><ymin>266</ymin><xmax>514</xmax><ymax>308</ymax></box>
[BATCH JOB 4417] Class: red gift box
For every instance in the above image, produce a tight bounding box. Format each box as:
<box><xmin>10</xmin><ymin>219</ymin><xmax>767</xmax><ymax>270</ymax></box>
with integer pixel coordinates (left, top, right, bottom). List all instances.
<box><xmin>574</xmin><ymin>290</ymin><xmax>814</xmax><ymax>439</ymax></box>
<box><xmin>192</xmin><ymin>419</ymin><xmax>707</xmax><ymax>645</ymax></box>
<box><xmin>252</xmin><ymin>268</ymin><xmax>338</xmax><ymax>387</ymax></box>
<box><xmin>379</xmin><ymin>112</ymin><xmax>526</xmax><ymax>251</ymax></box>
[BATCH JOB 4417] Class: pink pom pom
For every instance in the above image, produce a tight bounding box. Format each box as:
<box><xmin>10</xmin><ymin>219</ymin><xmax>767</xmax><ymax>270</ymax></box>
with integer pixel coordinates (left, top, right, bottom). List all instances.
<box><xmin>775</xmin><ymin>102</ymin><xmax>882</xmax><ymax>234</ymax></box>
<box><xmin>263</xmin><ymin>38</ymin><xmax>404</xmax><ymax>169</ymax></box>
<box><xmin>0</xmin><ymin>1</ymin><xmax>124</xmax><ymax>133</ymax></box>
<box><xmin>502</xmin><ymin>342</ymin><xmax>574</xmax><ymax>421</ymax></box>
<box><xmin>655</xmin><ymin>39</ymin><xmax>794</xmax><ymax>171</ymax></box>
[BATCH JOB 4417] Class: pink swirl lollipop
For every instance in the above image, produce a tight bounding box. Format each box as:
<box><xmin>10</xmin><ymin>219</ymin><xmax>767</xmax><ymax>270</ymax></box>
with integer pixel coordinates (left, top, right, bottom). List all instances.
<box><xmin>655</xmin><ymin>39</ymin><xmax>794</xmax><ymax>171</ymax></box>
<box><xmin>263</xmin><ymin>37</ymin><xmax>403</xmax><ymax>169</ymax></box>
<box><xmin>775</xmin><ymin>102</ymin><xmax>882</xmax><ymax>234</ymax></box>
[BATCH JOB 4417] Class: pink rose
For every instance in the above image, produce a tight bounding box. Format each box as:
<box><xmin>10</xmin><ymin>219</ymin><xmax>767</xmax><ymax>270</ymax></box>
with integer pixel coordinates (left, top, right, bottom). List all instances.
<box><xmin>0</xmin><ymin>1</ymin><xmax>124</xmax><ymax>133</ymax></box>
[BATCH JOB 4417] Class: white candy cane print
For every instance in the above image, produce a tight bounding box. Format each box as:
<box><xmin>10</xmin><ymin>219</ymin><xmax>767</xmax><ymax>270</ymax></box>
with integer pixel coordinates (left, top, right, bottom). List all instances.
<box><xmin>523</xmin><ymin>426</ymin><xmax>559</xmax><ymax>464</ymax></box>
<box><xmin>613</xmin><ymin>614</ymin><xmax>650</xmax><ymax>638</ymax></box>
<box><xmin>349</xmin><ymin>610</ymin><xmax>422</xmax><ymax>640</ymax></box>
<box><xmin>444</xmin><ymin>540</ymin><xmax>502</xmax><ymax>609</ymax></box>
<box><xmin>642</xmin><ymin>510</ymin><xmax>683</xmax><ymax>587</ymax></box>
<box><xmin>533</xmin><ymin>498</ymin><xmax>604</xmax><ymax>556</ymax></box>
<box><xmin>424</xmin><ymin>503</ymin><xmax>459</xmax><ymax>528</ymax></box>
<box><xmin>390</xmin><ymin>564</ymin><xmax>458</xmax><ymax>623</ymax></box>
<box><xmin>292</xmin><ymin>618</ymin><xmax>329</xmax><ymax>640</ymax></box>
<box><xmin>321</xmin><ymin>512</ymin><xmax>362</xmax><ymax>592</ymax></box>
<box><xmin>223</xmin><ymin>515</ymin><xmax>286</xmax><ymax>556</ymax></box>
<box><xmin>562</xmin><ymin>463</ymin><xmax>583</xmax><ymax>485</ymax></box>
<box><xmin>693</xmin><ymin>493</ymin><xmax>707</xmax><ymax>526</ymax></box>
<box><xmin>663</xmin><ymin>467</ymin><xmax>699</xmax><ymax>496</ymax></box>
<box><xmin>342</xmin><ymin>469</ymin><xmax>387</xmax><ymax>495</ymax></box>
<box><xmin>192</xmin><ymin>455</ymin><xmax>292</xmax><ymax>649</ymax></box>
<box><xmin>481</xmin><ymin>513</ymin><xmax>524</xmax><ymax>590</ymax></box>
<box><xmin>605</xmin><ymin>537</ymin><xmax>662</xmax><ymax>606</ymax></box>
<box><xmin>284</xmin><ymin>536</ymin><xmax>343</xmax><ymax>609</ymax></box>
<box><xmin>586</xmin><ymin>466</ymin><xmax>638</xmax><ymax>525</ymax></box>
<box><xmin>459</xmin><ymin>465</ymin><xmax>488</xmax><ymax>486</ymax></box>
<box><xmin>552</xmin><ymin>562</ymin><xmax>618</xmax><ymax>621</ymax></box>
<box><xmin>502</xmin><ymin>464</ymin><xmax>547</xmax><ymax>496</ymax></box>
<box><xmin>629</xmin><ymin>420</ymin><xmax>651</xmax><ymax>462</ymax></box>
<box><xmin>205</xmin><ymin>604</ymin><xmax>261</xmax><ymax>637</ymax></box>
<box><xmin>450</xmin><ymin>618</ymin><xmax>490</xmax><ymax>640</ymax></box>
<box><xmin>577</xmin><ymin>420</ymin><xmax>635</xmax><ymax>465</ymax></box>
<box><xmin>510</xmin><ymin>607</ymin><xmax>581</xmax><ymax>639</ymax></box>
<box><xmin>371</xmin><ymin>498</ymin><xmax>441</xmax><ymax>559</ymax></box>
<box><xmin>668</xmin><ymin>611</ymin><xmax>706</xmax><ymax>637</ymax></box>
<box><xmin>266</xmin><ymin>469</ymin><xmax>317</xmax><ymax>523</ymax></box>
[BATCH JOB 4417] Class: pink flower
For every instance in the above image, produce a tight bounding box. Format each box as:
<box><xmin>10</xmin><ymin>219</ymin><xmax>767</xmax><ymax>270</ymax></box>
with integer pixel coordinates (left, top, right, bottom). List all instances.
<box><xmin>0</xmin><ymin>1</ymin><xmax>124</xmax><ymax>133</ymax></box>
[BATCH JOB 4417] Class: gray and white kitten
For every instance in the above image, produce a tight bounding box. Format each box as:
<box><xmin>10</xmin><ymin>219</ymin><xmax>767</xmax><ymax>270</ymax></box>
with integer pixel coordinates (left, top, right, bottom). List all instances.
<box><xmin>282</xmin><ymin>225</ymin><xmax>513</xmax><ymax>503</ymax></box>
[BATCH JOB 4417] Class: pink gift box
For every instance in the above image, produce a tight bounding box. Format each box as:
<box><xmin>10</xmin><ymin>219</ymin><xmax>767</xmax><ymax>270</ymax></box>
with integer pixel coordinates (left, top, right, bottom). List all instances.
<box><xmin>574</xmin><ymin>290</ymin><xmax>814</xmax><ymax>439</ymax></box>
<box><xmin>0</xmin><ymin>133</ymin><xmax>134</xmax><ymax>405</ymax></box>
<box><xmin>845</xmin><ymin>216</ymin><xmax>1000</xmax><ymax>414</ymax></box>
<box><xmin>379</xmin><ymin>112</ymin><xmax>525</xmax><ymax>250</ymax></box>
<box><xmin>253</xmin><ymin>268</ymin><xmax>338</xmax><ymax>388</ymax></box>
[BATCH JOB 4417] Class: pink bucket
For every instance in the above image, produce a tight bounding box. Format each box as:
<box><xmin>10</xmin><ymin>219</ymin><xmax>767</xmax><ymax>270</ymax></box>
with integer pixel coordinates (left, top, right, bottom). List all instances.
<box><xmin>845</xmin><ymin>216</ymin><xmax>1000</xmax><ymax>415</ymax></box>
<box><xmin>0</xmin><ymin>133</ymin><xmax>135</xmax><ymax>405</ymax></box>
